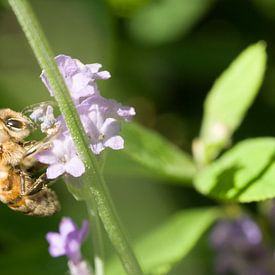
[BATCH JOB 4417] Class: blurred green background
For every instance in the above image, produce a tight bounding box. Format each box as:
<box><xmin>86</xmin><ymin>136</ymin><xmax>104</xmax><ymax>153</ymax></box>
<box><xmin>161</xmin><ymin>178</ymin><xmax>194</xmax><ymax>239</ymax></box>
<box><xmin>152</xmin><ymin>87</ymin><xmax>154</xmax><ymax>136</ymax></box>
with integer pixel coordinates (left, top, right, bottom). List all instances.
<box><xmin>1</xmin><ymin>0</ymin><xmax>275</xmax><ymax>274</ymax></box>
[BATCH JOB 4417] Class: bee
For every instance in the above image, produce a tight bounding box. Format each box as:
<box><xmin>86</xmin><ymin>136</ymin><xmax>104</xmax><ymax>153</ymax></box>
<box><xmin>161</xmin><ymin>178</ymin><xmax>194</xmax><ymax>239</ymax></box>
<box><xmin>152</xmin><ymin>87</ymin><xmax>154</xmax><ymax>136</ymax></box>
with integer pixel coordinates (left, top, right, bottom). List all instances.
<box><xmin>0</xmin><ymin>108</ymin><xmax>60</xmax><ymax>216</ymax></box>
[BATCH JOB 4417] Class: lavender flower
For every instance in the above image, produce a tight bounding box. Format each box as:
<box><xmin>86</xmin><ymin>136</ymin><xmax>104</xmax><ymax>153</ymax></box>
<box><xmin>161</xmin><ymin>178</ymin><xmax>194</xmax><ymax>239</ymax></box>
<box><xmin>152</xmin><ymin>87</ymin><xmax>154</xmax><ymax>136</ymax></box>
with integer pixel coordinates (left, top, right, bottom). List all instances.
<box><xmin>210</xmin><ymin>216</ymin><xmax>275</xmax><ymax>275</ymax></box>
<box><xmin>40</xmin><ymin>55</ymin><xmax>110</xmax><ymax>103</ymax></box>
<box><xmin>46</xmin><ymin>217</ymin><xmax>92</xmax><ymax>275</ymax></box>
<box><xmin>36</xmin><ymin>135</ymin><xmax>85</xmax><ymax>179</ymax></box>
<box><xmin>79</xmin><ymin>96</ymin><xmax>135</xmax><ymax>154</ymax></box>
<box><xmin>32</xmin><ymin>54</ymin><xmax>135</xmax><ymax>179</ymax></box>
<box><xmin>46</xmin><ymin>217</ymin><xmax>89</xmax><ymax>262</ymax></box>
<box><xmin>210</xmin><ymin>216</ymin><xmax>262</xmax><ymax>252</ymax></box>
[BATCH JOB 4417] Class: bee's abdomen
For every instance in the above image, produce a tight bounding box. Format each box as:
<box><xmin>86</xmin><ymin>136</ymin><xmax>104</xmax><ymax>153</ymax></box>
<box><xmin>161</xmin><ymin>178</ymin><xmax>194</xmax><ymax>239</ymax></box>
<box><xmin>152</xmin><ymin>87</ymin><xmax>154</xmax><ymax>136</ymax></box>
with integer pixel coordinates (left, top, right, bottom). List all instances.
<box><xmin>0</xmin><ymin>170</ymin><xmax>60</xmax><ymax>216</ymax></box>
<box><xmin>9</xmin><ymin>188</ymin><xmax>60</xmax><ymax>216</ymax></box>
<box><xmin>0</xmin><ymin>169</ymin><xmax>21</xmax><ymax>204</ymax></box>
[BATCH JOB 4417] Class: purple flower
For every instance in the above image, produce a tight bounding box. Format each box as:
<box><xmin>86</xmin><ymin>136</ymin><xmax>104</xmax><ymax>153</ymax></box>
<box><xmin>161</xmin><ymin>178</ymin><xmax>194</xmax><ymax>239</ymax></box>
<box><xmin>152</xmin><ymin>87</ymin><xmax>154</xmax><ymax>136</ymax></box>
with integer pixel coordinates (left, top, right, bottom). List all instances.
<box><xmin>210</xmin><ymin>216</ymin><xmax>262</xmax><ymax>252</ymax></box>
<box><xmin>36</xmin><ymin>135</ymin><xmax>85</xmax><ymax>179</ymax></box>
<box><xmin>210</xmin><ymin>216</ymin><xmax>275</xmax><ymax>275</ymax></box>
<box><xmin>34</xmin><ymin>54</ymin><xmax>135</xmax><ymax>179</ymax></box>
<box><xmin>46</xmin><ymin>217</ymin><xmax>89</xmax><ymax>264</ymax></box>
<box><xmin>78</xmin><ymin>96</ymin><xmax>135</xmax><ymax>154</ymax></box>
<box><xmin>40</xmin><ymin>55</ymin><xmax>110</xmax><ymax>102</ymax></box>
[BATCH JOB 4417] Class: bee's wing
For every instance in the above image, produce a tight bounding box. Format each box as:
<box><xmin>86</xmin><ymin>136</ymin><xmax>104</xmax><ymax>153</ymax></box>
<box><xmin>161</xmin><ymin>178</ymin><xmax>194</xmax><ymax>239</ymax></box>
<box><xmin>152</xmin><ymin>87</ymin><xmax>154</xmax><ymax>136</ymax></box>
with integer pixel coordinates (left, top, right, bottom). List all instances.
<box><xmin>21</xmin><ymin>101</ymin><xmax>57</xmax><ymax>117</ymax></box>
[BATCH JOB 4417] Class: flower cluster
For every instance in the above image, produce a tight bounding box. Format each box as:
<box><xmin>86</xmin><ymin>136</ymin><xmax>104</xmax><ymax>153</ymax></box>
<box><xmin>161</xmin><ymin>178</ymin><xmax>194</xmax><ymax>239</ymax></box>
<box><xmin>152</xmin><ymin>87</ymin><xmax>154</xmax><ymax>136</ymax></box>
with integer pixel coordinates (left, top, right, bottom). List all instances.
<box><xmin>31</xmin><ymin>55</ymin><xmax>135</xmax><ymax>179</ymax></box>
<box><xmin>46</xmin><ymin>217</ymin><xmax>92</xmax><ymax>275</ymax></box>
<box><xmin>210</xmin><ymin>216</ymin><xmax>275</xmax><ymax>275</ymax></box>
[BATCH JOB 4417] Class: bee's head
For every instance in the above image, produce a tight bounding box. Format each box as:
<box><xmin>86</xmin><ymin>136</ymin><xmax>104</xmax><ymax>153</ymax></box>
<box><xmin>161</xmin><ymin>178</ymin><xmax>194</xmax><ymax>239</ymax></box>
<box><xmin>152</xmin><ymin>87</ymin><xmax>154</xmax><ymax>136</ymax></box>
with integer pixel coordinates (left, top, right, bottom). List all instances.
<box><xmin>0</xmin><ymin>109</ymin><xmax>34</xmax><ymax>142</ymax></box>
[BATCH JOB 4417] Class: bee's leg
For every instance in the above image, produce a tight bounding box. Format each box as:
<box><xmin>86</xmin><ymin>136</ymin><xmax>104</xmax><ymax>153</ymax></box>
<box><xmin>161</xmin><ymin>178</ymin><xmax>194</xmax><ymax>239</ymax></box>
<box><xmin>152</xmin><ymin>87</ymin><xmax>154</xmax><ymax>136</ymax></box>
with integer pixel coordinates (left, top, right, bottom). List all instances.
<box><xmin>20</xmin><ymin>172</ymin><xmax>51</xmax><ymax>196</ymax></box>
<box><xmin>19</xmin><ymin>171</ymin><xmax>26</xmax><ymax>195</ymax></box>
<box><xmin>23</xmin><ymin>139</ymin><xmax>51</xmax><ymax>159</ymax></box>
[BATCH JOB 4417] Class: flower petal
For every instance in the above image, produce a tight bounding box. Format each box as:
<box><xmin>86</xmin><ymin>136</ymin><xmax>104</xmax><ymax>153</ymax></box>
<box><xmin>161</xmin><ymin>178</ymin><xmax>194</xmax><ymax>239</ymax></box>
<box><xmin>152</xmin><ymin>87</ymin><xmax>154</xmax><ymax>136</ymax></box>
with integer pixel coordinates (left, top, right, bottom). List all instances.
<box><xmin>65</xmin><ymin>156</ymin><xmax>85</xmax><ymax>177</ymax></box>
<box><xmin>90</xmin><ymin>142</ymin><xmax>104</xmax><ymax>155</ymax></box>
<box><xmin>36</xmin><ymin>149</ymin><xmax>58</xmax><ymax>164</ymax></box>
<box><xmin>59</xmin><ymin>217</ymin><xmax>77</xmax><ymax>237</ymax></box>
<box><xmin>65</xmin><ymin>233</ymin><xmax>82</xmax><ymax>264</ymax></box>
<box><xmin>117</xmin><ymin>106</ymin><xmax>136</xmax><ymax>121</ymax></box>
<box><xmin>78</xmin><ymin>220</ymin><xmax>89</xmax><ymax>243</ymax></box>
<box><xmin>86</xmin><ymin>63</ymin><xmax>102</xmax><ymax>73</ymax></box>
<box><xmin>46</xmin><ymin>163</ymin><xmax>65</xmax><ymax>179</ymax></box>
<box><xmin>100</xmin><ymin>118</ymin><xmax>120</xmax><ymax>139</ymax></box>
<box><xmin>46</xmin><ymin>232</ymin><xmax>65</xmax><ymax>257</ymax></box>
<box><xmin>104</xmin><ymin>135</ymin><xmax>124</xmax><ymax>150</ymax></box>
<box><xmin>95</xmin><ymin>70</ymin><xmax>111</xmax><ymax>80</ymax></box>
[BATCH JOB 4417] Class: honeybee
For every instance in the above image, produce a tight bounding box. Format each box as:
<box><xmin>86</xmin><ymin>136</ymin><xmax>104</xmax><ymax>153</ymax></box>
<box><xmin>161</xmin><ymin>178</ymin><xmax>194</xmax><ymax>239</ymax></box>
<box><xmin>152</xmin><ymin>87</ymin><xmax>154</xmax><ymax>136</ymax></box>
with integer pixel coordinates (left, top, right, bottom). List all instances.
<box><xmin>0</xmin><ymin>108</ymin><xmax>60</xmax><ymax>216</ymax></box>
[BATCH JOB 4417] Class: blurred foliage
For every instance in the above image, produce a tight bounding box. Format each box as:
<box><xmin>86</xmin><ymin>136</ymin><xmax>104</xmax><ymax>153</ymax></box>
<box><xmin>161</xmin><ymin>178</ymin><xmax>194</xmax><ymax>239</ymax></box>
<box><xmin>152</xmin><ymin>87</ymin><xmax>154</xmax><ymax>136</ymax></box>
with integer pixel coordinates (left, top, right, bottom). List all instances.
<box><xmin>128</xmin><ymin>0</ymin><xmax>215</xmax><ymax>45</ymax></box>
<box><xmin>107</xmin><ymin>207</ymin><xmax>220</xmax><ymax>275</ymax></box>
<box><xmin>106</xmin><ymin>0</ymin><xmax>148</xmax><ymax>17</ymax></box>
<box><xmin>195</xmin><ymin>138</ymin><xmax>275</xmax><ymax>202</ymax></box>
<box><xmin>1</xmin><ymin>0</ymin><xmax>275</xmax><ymax>274</ymax></box>
<box><xmin>122</xmin><ymin>122</ymin><xmax>196</xmax><ymax>183</ymax></box>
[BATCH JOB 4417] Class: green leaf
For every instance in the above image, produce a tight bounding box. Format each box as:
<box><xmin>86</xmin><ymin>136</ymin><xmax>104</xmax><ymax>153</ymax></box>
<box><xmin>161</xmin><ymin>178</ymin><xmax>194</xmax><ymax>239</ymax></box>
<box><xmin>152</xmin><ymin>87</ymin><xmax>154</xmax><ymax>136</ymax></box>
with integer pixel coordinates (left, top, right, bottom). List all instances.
<box><xmin>106</xmin><ymin>207</ymin><xmax>220</xmax><ymax>275</ymax></box>
<box><xmin>195</xmin><ymin>42</ymin><xmax>267</xmax><ymax>164</ymax></box>
<box><xmin>128</xmin><ymin>0</ymin><xmax>215</xmax><ymax>45</ymax></box>
<box><xmin>195</xmin><ymin>138</ymin><xmax>275</xmax><ymax>202</ymax></box>
<box><xmin>253</xmin><ymin>0</ymin><xmax>275</xmax><ymax>21</ymax></box>
<box><xmin>106</xmin><ymin>0</ymin><xmax>149</xmax><ymax>17</ymax></box>
<box><xmin>122</xmin><ymin>122</ymin><xmax>196</xmax><ymax>183</ymax></box>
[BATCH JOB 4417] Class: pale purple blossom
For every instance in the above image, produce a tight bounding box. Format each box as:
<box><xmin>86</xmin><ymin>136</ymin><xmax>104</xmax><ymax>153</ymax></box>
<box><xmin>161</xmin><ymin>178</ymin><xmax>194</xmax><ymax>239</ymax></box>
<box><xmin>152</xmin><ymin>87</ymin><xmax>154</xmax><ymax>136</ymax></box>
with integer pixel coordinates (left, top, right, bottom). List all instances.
<box><xmin>78</xmin><ymin>96</ymin><xmax>135</xmax><ymax>154</ymax></box>
<box><xmin>46</xmin><ymin>217</ymin><xmax>92</xmax><ymax>275</ymax></box>
<box><xmin>211</xmin><ymin>216</ymin><xmax>262</xmax><ymax>251</ymax></box>
<box><xmin>33</xmin><ymin>54</ymin><xmax>135</xmax><ymax>179</ymax></box>
<box><xmin>46</xmin><ymin>217</ymin><xmax>89</xmax><ymax>263</ymax></box>
<box><xmin>36</xmin><ymin>135</ymin><xmax>85</xmax><ymax>179</ymax></box>
<box><xmin>40</xmin><ymin>55</ymin><xmax>110</xmax><ymax>102</ymax></box>
<box><xmin>210</xmin><ymin>216</ymin><xmax>275</xmax><ymax>275</ymax></box>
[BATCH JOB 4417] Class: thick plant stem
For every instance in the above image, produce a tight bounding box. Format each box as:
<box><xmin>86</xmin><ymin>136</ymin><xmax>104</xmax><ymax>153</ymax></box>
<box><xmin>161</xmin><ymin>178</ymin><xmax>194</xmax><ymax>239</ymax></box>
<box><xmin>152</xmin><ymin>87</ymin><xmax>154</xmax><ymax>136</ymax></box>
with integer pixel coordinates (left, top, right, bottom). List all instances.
<box><xmin>8</xmin><ymin>0</ymin><xmax>143</xmax><ymax>274</ymax></box>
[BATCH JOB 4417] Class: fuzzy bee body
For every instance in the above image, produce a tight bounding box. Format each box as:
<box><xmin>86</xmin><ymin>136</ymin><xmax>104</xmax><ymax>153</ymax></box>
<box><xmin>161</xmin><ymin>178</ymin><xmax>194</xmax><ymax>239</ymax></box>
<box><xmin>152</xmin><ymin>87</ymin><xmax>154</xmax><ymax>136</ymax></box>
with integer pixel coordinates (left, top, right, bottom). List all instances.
<box><xmin>0</xmin><ymin>108</ymin><xmax>60</xmax><ymax>216</ymax></box>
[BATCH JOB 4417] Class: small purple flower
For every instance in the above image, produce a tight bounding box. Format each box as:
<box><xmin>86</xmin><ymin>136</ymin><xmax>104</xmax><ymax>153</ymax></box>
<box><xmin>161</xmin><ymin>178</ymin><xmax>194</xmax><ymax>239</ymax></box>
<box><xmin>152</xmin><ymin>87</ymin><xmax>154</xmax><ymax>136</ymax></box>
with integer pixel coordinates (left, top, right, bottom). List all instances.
<box><xmin>46</xmin><ymin>217</ymin><xmax>89</xmax><ymax>264</ymax></box>
<box><xmin>40</xmin><ymin>55</ymin><xmax>110</xmax><ymax>102</ymax></box>
<box><xmin>36</xmin><ymin>135</ymin><xmax>85</xmax><ymax>179</ymax></box>
<box><xmin>210</xmin><ymin>215</ymin><xmax>275</xmax><ymax>275</ymax></box>
<box><xmin>78</xmin><ymin>96</ymin><xmax>135</xmax><ymax>154</ymax></box>
<box><xmin>210</xmin><ymin>216</ymin><xmax>262</xmax><ymax>252</ymax></box>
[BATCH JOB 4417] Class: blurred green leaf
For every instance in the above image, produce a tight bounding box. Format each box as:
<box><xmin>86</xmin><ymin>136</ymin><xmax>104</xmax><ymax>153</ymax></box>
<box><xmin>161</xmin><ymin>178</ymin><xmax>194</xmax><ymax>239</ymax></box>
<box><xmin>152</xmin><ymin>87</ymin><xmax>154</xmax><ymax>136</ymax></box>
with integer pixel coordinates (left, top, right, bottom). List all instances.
<box><xmin>253</xmin><ymin>0</ymin><xmax>275</xmax><ymax>20</ymax></box>
<box><xmin>196</xmin><ymin>42</ymin><xmax>267</xmax><ymax>164</ymax></box>
<box><xmin>122</xmin><ymin>122</ymin><xmax>196</xmax><ymax>183</ymax></box>
<box><xmin>128</xmin><ymin>0</ymin><xmax>215</xmax><ymax>45</ymax></box>
<box><xmin>107</xmin><ymin>0</ymin><xmax>148</xmax><ymax>17</ymax></box>
<box><xmin>195</xmin><ymin>138</ymin><xmax>275</xmax><ymax>202</ymax></box>
<box><xmin>107</xmin><ymin>207</ymin><xmax>220</xmax><ymax>275</ymax></box>
<box><xmin>0</xmin><ymin>72</ymin><xmax>49</xmax><ymax>108</ymax></box>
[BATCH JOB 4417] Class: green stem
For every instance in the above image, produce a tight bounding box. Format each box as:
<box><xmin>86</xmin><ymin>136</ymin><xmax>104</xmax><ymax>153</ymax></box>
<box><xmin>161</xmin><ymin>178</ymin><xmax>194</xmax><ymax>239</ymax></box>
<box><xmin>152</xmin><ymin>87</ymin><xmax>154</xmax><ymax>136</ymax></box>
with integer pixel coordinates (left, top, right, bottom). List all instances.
<box><xmin>85</xmin><ymin>191</ymin><xmax>105</xmax><ymax>275</ymax></box>
<box><xmin>66</xmin><ymin>177</ymin><xmax>105</xmax><ymax>275</ymax></box>
<box><xmin>8</xmin><ymin>0</ymin><xmax>143</xmax><ymax>274</ymax></box>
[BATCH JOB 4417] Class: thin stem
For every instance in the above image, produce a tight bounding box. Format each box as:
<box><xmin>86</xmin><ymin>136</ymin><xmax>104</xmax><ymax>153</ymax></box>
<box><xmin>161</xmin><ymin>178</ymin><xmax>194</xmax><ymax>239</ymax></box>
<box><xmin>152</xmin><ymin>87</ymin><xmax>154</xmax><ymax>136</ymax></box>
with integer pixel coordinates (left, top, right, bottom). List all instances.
<box><xmin>85</xmin><ymin>192</ymin><xmax>105</xmax><ymax>275</ymax></box>
<box><xmin>66</xmin><ymin>178</ymin><xmax>105</xmax><ymax>275</ymax></box>
<box><xmin>8</xmin><ymin>0</ymin><xmax>143</xmax><ymax>274</ymax></box>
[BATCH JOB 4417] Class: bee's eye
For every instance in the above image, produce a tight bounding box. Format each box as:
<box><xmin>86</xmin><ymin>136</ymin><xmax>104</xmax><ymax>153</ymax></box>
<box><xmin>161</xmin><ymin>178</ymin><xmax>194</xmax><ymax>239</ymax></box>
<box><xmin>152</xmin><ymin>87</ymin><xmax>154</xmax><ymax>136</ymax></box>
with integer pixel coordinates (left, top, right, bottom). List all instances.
<box><xmin>5</xmin><ymin>118</ymin><xmax>24</xmax><ymax>130</ymax></box>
